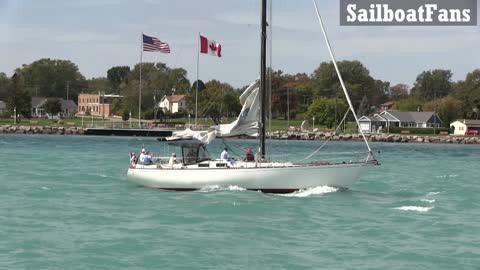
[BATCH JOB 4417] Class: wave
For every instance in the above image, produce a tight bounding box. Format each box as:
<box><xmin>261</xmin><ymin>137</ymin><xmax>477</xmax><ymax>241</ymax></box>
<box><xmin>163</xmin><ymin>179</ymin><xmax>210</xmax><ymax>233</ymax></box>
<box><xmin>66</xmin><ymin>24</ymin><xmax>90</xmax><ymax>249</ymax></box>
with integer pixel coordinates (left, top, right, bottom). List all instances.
<box><xmin>41</xmin><ymin>186</ymin><xmax>51</xmax><ymax>190</ymax></box>
<box><xmin>394</xmin><ymin>206</ymin><xmax>433</xmax><ymax>212</ymax></box>
<box><xmin>278</xmin><ymin>186</ymin><xmax>338</xmax><ymax>198</ymax></box>
<box><xmin>197</xmin><ymin>185</ymin><xmax>247</xmax><ymax>192</ymax></box>
<box><xmin>87</xmin><ymin>173</ymin><xmax>108</xmax><ymax>178</ymax></box>
<box><xmin>435</xmin><ymin>174</ymin><xmax>459</xmax><ymax>179</ymax></box>
<box><xmin>427</xmin><ymin>191</ymin><xmax>442</xmax><ymax>196</ymax></box>
<box><xmin>420</xmin><ymin>199</ymin><xmax>435</xmax><ymax>203</ymax></box>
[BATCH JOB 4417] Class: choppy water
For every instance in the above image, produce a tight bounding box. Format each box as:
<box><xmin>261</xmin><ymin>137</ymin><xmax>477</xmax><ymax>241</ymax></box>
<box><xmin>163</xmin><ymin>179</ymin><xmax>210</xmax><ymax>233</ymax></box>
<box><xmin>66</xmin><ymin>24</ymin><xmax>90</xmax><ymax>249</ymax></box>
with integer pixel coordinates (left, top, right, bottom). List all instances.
<box><xmin>1</xmin><ymin>134</ymin><xmax>479</xmax><ymax>269</ymax></box>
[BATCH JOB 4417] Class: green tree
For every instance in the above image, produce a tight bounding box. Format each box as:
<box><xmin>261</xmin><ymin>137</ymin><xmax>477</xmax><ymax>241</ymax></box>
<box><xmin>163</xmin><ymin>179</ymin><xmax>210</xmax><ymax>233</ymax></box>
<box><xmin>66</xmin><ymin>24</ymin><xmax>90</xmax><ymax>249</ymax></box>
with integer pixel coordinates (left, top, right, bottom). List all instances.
<box><xmin>120</xmin><ymin>62</ymin><xmax>191</xmax><ymax>119</ymax></box>
<box><xmin>86</xmin><ymin>77</ymin><xmax>111</xmax><ymax>93</ymax></box>
<box><xmin>44</xmin><ymin>98</ymin><xmax>62</xmax><ymax>119</ymax></box>
<box><xmin>197</xmin><ymin>80</ymin><xmax>239</xmax><ymax>124</ymax></box>
<box><xmin>107</xmin><ymin>66</ymin><xmax>131</xmax><ymax>90</ymax></box>
<box><xmin>306</xmin><ymin>97</ymin><xmax>347</xmax><ymax>128</ymax></box>
<box><xmin>356</xmin><ymin>95</ymin><xmax>369</xmax><ymax>117</ymax></box>
<box><xmin>0</xmin><ymin>72</ymin><xmax>10</xmax><ymax>101</ymax></box>
<box><xmin>310</xmin><ymin>60</ymin><xmax>383</xmax><ymax>112</ymax></box>
<box><xmin>453</xmin><ymin>69</ymin><xmax>480</xmax><ymax>119</ymax></box>
<box><xmin>6</xmin><ymin>73</ymin><xmax>31</xmax><ymax>120</ymax></box>
<box><xmin>423</xmin><ymin>96</ymin><xmax>462</xmax><ymax>127</ymax></box>
<box><xmin>394</xmin><ymin>97</ymin><xmax>424</xmax><ymax>112</ymax></box>
<box><xmin>270</xmin><ymin>70</ymin><xmax>307</xmax><ymax>119</ymax></box>
<box><xmin>16</xmin><ymin>58</ymin><xmax>87</xmax><ymax>101</ymax></box>
<box><xmin>411</xmin><ymin>69</ymin><xmax>453</xmax><ymax>100</ymax></box>
<box><xmin>389</xmin><ymin>84</ymin><xmax>410</xmax><ymax>100</ymax></box>
<box><xmin>372</xmin><ymin>80</ymin><xmax>390</xmax><ymax>106</ymax></box>
<box><xmin>192</xmin><ymin>80</ymin><xmax>206</xmax><ymax>92</ymax></box>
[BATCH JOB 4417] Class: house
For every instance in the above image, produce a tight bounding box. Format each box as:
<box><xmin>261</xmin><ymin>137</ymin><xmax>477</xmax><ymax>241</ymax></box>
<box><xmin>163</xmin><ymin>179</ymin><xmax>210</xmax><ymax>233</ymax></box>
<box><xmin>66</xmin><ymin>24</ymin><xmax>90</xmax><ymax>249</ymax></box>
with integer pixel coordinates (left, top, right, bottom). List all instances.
<box><xmin>77</xmin><ymin>93</ymin><xmax>123</xmax><ymax>117</ymax></box>
<box><xmin>450</xmin><ymin>119</ymin><xmax>480</xmax><ymax>135</ymax></box>
<box><xmin>359</xmin><ymin>111</ymin><xmax>442</xmax><ymax>133</ymax></box>
<box><xmin>31</xmin><ymin>97</ymin><xmax>78</xmax><ymax>118</ymax></box>
<box><xmin>0</xmin><ymin>100</ymin><xmax>6</xmax><ymax>114</ymax></box>
<box><xmin>159</xmin><ymin>95</ymin><xmax>186</xmax><ymax>113</ymax></box>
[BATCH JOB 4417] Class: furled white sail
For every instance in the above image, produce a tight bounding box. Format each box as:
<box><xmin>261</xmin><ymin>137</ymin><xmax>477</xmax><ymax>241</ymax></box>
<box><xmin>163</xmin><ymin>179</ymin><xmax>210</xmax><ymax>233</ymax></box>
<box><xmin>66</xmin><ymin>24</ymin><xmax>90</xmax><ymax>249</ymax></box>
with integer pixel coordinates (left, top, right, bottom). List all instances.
<box><xmin>167</xmin><ymin>80</ymin><xmax>260</xmax><ymax>144</ymax></box>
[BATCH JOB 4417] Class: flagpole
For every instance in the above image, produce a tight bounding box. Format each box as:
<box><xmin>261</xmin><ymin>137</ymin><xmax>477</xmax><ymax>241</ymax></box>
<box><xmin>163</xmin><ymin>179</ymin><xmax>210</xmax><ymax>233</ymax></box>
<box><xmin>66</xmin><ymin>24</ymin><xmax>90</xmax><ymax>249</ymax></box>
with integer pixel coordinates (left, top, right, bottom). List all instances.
<box><xmin>195</xmin><ymin>32</ymin><xmax>200</xmax><ymax>129</ymax></box>
<box><xmin>139</xmin><ymin>33</ymin><xmax>143</xmax><ymax>127</ymax></box>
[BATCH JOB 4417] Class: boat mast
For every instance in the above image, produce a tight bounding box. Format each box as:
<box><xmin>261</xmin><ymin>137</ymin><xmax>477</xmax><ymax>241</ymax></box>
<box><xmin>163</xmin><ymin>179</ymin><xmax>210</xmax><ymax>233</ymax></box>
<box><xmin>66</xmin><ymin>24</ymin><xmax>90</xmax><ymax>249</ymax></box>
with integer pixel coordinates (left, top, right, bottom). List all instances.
<box><xmin>259</xmin><ymin>0</ymin><xmax>267</xmax><ymax>159</ymax></box>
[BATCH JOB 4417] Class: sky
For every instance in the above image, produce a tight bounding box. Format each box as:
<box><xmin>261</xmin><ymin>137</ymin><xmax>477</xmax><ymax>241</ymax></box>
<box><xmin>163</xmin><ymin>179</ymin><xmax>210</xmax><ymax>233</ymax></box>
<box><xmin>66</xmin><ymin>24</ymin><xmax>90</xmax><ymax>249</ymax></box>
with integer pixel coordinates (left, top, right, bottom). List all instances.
<box><xmin>1</xmin><ymin>0</ymin><xmax>479</xmax><ymax>89</ymax></box>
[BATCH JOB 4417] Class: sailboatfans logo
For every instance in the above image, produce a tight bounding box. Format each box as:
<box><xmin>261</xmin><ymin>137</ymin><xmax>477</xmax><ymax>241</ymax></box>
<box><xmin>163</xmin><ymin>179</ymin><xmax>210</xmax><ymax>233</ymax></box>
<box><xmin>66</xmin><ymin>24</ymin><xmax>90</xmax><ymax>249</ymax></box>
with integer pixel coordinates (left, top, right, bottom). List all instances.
<box><xmin>200</xmin><ymin>35</ymin><xmax>222</xmax><ymax>57</ymax></box>
<box><xmin>143</xmin><ymin>34</ymin><xmax>171</xmax><ymax>53</ymax></box>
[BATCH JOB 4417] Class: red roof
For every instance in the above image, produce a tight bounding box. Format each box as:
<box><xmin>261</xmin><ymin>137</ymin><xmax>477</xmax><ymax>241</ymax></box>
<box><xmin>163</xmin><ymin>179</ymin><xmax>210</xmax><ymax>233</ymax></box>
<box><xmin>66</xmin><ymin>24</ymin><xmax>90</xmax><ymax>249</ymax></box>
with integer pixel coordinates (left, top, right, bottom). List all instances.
<box><xmin>166</xmin><ymin>95</ymin><xmax>185</xmax><ymax>103</ymax></box>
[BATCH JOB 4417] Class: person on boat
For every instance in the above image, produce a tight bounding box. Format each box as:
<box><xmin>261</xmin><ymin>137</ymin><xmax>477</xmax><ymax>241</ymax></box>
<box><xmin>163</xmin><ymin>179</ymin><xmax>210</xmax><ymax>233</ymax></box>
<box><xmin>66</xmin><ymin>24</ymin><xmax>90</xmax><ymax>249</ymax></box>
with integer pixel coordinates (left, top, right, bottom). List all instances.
<box><xmin>139</xmin><ymin>149</ymin><xmax>146</xmax><ymax>164</ymax></box>
<box><xmin>143</xmin><ymin>151</ymin><xmax>153</xmax><ymax>165</ymax></box>
<box><xmin>168</xmin><ymin>153</ymin><xmax>177</xmax><ymax>166</ymax></box>
<box><xmin>220</xmin><ymin>147</ymin><xmax>229</xmax><ymax>160</ymax></box>
<box><xmin>243</xmin><ymin>147</ymin><xmax>255</xmax><ymax>162</ymax></box>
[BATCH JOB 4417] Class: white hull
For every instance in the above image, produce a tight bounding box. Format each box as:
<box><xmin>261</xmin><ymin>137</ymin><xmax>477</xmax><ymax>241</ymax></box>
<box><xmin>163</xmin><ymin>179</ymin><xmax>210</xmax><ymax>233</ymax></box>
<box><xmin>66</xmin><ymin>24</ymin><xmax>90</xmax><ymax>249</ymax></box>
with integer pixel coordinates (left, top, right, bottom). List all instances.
<box><xmin>127</xmin><ymin>162</ymin><xmax>372</xmax><ymax>193</ymax></box>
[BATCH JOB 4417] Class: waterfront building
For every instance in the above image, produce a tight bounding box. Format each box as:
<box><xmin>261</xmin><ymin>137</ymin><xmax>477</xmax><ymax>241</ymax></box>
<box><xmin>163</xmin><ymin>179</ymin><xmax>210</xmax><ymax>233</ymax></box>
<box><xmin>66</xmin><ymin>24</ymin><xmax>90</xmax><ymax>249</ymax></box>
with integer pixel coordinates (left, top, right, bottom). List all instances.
<box><xmin>450</xmin><ymin>119</ymin><xmax>480</xmax><ymax>135</ymax></box>
<box><xmin>31</xmin><ymin>97</ymin><xmax>78</xmax><ymax>118</ymax></box>
<box><xmin>77</xmin><ymin>93</ymin><xmax>123</xmax><ymax>117</ymax></box>
<box><xmin>359</xmin><ymin>111</ymin><xmax>442</xmax><ymax>133</ymax></box>
<box><xmin>159</xmin><ymin>95</ymin><xmax>186</xmax><ymax>113</ymax></box>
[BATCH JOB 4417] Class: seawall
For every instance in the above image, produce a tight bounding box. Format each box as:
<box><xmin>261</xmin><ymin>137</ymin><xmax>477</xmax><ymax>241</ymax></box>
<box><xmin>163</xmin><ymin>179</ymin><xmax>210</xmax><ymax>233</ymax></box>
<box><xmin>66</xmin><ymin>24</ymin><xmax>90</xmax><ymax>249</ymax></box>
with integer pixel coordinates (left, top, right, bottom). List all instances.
<box><xmin>1</xmin><ymin>125</ymin><xmax>479</xmax><ymax>144</ymax></box>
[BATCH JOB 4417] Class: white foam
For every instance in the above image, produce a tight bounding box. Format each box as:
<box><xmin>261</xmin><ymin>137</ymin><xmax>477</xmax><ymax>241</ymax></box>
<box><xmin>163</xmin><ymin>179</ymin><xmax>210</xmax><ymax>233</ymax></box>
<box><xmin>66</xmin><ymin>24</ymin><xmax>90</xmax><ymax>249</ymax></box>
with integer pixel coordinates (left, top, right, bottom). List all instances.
<box><xmin>278</xmin><ymin>186</ymin><xmax>338</xmax><ymax>197</ymax></box>
<box><xmin>420</xmin><ymin>199</ymin><xmax>435</xmax><ymax>203</ymax></box>
<box><xmin>198</xmin><ymin>185</ymin><xmax>221</xmax><ymax>192</ymax></box>
<box><xmin>225</xmin><ymin>185</ymin><xmax>247</xmax><ymax>191</ymax></box>
<box><xmin>427</xmin><ymin>191</ymin><xmax>441</xmax><ymax>196</ymax></box>
<box><xmin>395</xmin><ymin>206</ymin><xmax>433</xmax><ymax>212</ymax></box>
<box><xmin>41</xmin><ymin>187</ymin><xmax>50</xmax><ymax>190</ymax></box>
<box><xmin>198</xmin><ymin>185</ymin><xmax>246</xmax><ymax>192</ymax></box>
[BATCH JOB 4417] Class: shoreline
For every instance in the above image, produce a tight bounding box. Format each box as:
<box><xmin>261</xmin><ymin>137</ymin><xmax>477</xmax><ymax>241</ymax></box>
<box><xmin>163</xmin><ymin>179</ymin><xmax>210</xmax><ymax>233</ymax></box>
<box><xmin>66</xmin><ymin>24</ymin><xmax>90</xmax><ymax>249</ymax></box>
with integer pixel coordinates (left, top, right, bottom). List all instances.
<box><xmin>1</xmin><ymin>125</ymin><xmax>479</xmax><ymax>144</ymax></box>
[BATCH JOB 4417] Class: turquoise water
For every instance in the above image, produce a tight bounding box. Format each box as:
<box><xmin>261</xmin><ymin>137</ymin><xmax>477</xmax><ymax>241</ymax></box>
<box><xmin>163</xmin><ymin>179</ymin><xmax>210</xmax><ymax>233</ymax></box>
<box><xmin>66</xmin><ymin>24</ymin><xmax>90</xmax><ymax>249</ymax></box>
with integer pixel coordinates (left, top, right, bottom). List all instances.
<box><xmin>1</xmin><ymin>134</ymin><xmax>479</xmax><ymax>269</ymax></box>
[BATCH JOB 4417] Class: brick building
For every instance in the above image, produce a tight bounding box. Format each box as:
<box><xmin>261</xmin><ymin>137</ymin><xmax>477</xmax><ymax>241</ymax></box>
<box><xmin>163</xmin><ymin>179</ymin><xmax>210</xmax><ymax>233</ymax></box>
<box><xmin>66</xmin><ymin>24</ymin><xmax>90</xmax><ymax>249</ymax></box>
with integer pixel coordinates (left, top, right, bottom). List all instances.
<box><xmin>77</xmin><ymin>93</ymin><xmax>122</xmax><ymax>117</ymax></box>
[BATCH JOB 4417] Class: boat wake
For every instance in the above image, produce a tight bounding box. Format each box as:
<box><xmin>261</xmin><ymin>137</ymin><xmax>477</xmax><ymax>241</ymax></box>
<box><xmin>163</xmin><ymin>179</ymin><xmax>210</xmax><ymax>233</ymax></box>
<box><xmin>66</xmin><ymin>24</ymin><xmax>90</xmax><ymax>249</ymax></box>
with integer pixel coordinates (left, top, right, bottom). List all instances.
<box><xmin>394</xmin><ymin>206</ymin><xmax>434</xmax><ymax>212</ymax></box>
<box><xmin>277</xmin><ymin>186</ymin><xmax>338</xmax><ymax>198</ymax></box>
<box><xmin>393</xmin><ymin>191</ymin><xmax>438</xmax><ymax>212</ymax></box>
<box><xmin>197</xmin><ymin>185</ymin><xmax>247</xmax><ymax>192</ymax></box>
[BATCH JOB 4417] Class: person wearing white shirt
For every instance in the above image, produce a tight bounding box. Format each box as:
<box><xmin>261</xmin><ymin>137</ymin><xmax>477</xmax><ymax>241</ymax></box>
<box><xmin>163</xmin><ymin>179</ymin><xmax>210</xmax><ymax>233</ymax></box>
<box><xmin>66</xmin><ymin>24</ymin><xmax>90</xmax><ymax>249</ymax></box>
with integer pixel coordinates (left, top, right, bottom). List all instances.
<box><xmin>220</xmin><ymin>147</ymin><xmax>229</xmax><ymax>160</ymax></box>
<box><xmin>168</xmin><ymin>153</ymin><xmax>177</xmax><ymax>166</ymax></box>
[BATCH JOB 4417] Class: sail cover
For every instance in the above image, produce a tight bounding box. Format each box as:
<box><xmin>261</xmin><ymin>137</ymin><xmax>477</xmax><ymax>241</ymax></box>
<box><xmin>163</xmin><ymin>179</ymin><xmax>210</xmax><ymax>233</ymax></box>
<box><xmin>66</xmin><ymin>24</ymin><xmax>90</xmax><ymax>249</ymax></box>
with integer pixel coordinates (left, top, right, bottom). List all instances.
<box><xmin>167</xmin><ymin>80</ymin><xmax>260</xmax><ymax>144</ymax></box>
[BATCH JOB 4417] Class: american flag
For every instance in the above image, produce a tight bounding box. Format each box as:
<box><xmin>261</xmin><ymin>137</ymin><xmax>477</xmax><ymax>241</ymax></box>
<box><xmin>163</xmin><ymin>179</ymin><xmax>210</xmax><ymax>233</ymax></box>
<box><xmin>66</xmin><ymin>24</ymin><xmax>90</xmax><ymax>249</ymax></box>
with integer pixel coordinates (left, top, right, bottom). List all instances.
<box><xmin>143</xmin><ymin>34</ymin><xmax>171</xmax><ymax>53</ymax></box>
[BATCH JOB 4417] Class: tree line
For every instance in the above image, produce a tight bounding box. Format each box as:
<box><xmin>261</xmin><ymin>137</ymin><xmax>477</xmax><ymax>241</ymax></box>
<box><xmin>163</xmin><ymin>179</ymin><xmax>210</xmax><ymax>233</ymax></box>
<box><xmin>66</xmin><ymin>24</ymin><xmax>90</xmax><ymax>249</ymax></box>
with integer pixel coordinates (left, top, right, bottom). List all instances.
<box><xmin>0</xmin><ymin>58</ymin><xmax>479</xmax><ymax>127</ymax></box>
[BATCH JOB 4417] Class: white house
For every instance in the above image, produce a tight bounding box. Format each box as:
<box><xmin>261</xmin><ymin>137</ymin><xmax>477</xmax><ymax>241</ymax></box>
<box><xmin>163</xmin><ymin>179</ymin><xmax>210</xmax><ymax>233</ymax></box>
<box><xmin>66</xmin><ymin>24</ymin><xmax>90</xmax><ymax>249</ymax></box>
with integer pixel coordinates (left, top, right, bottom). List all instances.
<box><xmin>159</xmin><ymin>95</ymin><xmax>186</xmax><ymax>113</ymax></box>
<box><xmin>359</xmin><ymin>111</ymin><xmax>442</xmax><ymax>133</ymax></box>
<box><xmin>450</xmin><ymin>119</ymin><xmax>480</xmax><ymax>135</ymax></box>
<box><xmin>31</xmin><ymin>97</ymin><xmax>78</xmax><ymax>118</ymax></box>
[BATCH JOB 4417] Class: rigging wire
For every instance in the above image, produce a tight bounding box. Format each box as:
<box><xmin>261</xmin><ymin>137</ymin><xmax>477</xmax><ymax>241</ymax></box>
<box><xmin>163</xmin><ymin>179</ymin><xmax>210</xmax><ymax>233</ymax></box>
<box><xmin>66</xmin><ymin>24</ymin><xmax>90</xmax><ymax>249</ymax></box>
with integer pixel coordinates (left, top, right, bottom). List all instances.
<box><xmin>267</xmin><ymin>0</ymin><xmax>273</xmax><ymax>161</ymax></box>
<box><xmin>311</xmin><ymin>0</ymin><xmax>373</xmax><ymax>158</ymax></box>
<box><xmin>298</xmin><ymin>108</ymin><xmax>351</xmax><ymax>162</ymax></box>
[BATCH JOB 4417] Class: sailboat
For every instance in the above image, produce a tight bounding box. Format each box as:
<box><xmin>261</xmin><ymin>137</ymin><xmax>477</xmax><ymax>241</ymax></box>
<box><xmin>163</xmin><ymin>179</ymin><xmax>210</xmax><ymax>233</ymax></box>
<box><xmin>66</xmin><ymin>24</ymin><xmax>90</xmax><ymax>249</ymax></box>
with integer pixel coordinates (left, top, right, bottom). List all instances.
<box><xmin>127</xmin><ymin>0</ymin><xmax>379</xmax><ymax>193</ymax></box>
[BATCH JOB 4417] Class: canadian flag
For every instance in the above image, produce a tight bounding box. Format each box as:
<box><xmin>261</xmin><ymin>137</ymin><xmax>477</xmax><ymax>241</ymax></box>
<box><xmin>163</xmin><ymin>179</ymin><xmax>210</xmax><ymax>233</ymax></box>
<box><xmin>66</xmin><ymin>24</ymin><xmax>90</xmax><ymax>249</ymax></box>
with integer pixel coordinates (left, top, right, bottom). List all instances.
<box><xmin>200</xmin><ymin>35</ymin><xmax>222</xmax><ymax>58</ymax></box>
